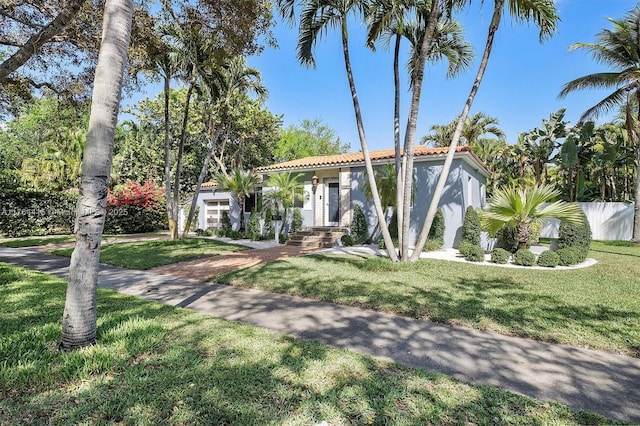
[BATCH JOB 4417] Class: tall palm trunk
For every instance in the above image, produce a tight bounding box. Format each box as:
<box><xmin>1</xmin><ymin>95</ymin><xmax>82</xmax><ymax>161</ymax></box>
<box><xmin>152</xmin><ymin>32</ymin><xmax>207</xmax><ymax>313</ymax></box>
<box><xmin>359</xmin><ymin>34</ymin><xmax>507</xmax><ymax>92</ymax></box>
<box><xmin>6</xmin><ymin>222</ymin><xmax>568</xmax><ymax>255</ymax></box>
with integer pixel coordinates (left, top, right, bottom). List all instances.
<box><xmin>163</xmin><ymin>73</ymin><xmax>178</xmax><ymax>240</ymax></box>
<box><xmin>182</xmin><ymin>124</ymin><xmax>223</xmax><ymax>238</ymax></box>
<box><xmin>400</xmin><ymin>0</ymin><xmax>439</xmax><ymax>261</ymax></box>
<box><xmin>172</xmin><ymin>76</ymin><xmax>196</xmax><ymax>240</ymax></box>
<box><xmin>340</xmin><ymin>18</ymin><xmax>399</xmax><ymax>261</ymax></box>
<box><xmin>60</xmin><ymin>0</ymin><xmax>133</xmax><ymax>350</ymax></box>
<box><xmin>632</xmin><ymin>93</ymin><xmax>640</xmax><ymax>241</ymax></box>
<box><xmin>393</xmin><ymin>34</ymin><xmax>404</xmax><ymax>252</ymax></box>
<box><xmin>410</xmin><ymin>0</ymin><xmax>504</xmax><ymax>261</ymax></box>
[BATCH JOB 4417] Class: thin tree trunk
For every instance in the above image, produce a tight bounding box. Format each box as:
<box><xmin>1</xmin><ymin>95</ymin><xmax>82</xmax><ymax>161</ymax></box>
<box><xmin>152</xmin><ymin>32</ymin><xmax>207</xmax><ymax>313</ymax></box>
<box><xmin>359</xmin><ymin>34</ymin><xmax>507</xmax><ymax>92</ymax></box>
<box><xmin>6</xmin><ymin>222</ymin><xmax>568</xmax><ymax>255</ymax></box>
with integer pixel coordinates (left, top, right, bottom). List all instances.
<box><xmin>173</xmin><ymin>77</ymin><xmax>196</xmax><ymax>240</ymax></box>
<box><xmin>163</xmin><ymin>74</ymin><xmax>178</xmax><ymax>241</ymax></box>
<box><xmin>400</xmin><ymin>0</ymin><xmax>440</xmax><ymax>261</ymax></box>
<box><xmin>393</xmin><ymin>34</ymin><xmax>404</xmax><ymax>251</ymax></box>
<box><xmin>182</xmin><ymin>125</ymin><xmax>223</xmax><ymax>238</ymax></box>
<box><xmin>0</xmin><ymin>0</ymin><xmax>87</xmax><ymax>80</ymax></box>
<box><xmin>60</xmin><ymin>0</ymin><xmax>133</xmax><ymax>350</ymax></box>
<box><xmin>410</xmin><ymin>0</ymin><xmax>504</xmax><ymax>261</ymax></box>
<box><xmin>340</xmin><ymin>18</ymin><xmax>398</xmax><ymax>261</ymax></box>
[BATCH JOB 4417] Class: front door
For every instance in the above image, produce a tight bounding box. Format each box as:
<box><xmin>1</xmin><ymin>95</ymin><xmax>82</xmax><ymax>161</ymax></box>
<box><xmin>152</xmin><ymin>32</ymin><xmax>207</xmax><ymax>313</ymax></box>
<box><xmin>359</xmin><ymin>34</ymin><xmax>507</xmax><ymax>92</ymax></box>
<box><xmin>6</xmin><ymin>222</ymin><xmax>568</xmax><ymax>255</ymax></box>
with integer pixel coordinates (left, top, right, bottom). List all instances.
<box><xmin>325</xmin><ymin>179</ymin><xmax>340</xmax><ymax>226</ymax></box>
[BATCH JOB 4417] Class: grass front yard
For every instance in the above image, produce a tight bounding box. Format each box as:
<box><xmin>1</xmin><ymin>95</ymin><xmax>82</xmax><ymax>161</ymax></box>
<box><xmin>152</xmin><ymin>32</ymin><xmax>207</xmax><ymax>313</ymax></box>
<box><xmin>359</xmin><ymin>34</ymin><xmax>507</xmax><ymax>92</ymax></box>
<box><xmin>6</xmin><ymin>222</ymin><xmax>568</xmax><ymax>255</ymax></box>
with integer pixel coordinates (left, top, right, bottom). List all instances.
<box><xmin>51</xmin><ymin>238</ymin><xmax>248</xmax><ymax>270</ymax></box>
<box><xmin>0</xmin><ymin>235</ymin><xmax>75</xmax><ymax>248</ymax></box>
<box><xmin>0</xmin><ymin>263</ymin><xmax>615</xmax><ymax>425</ymax></box>
<box><xmin>215</xmin><ymin>241</ymin><xmax>640</xmax><ymax>357</ymax></box>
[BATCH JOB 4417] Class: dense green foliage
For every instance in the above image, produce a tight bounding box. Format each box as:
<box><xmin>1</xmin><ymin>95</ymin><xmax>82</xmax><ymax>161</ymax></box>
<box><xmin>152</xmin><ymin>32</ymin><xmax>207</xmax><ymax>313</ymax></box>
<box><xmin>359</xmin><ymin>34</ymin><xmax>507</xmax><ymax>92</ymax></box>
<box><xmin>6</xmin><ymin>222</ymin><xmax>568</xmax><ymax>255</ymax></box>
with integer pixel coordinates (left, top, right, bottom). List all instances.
<box><xmin>537</xmin><ymin>250</ymin><xmax>559</xmax><ymax>268</ymax></box>
<box><xmin>220</xmin><ymin>211</ymin><xmax>232</xmax><ymax>234</ymax></box>
<box><xmin>458</xmin><ymin>241</ymin><xmax>476</xmax><ymax>258</ymax></box>
<box><xmin>0</xmin><ymin>187</ymin><xmax>75</xmax><ymax>237</ymax></box>
<box><xmin>557</xmin><ymin>247</ymin><xmax>583</xmax><ymax>266</ymax></box>
<box><xmin>490</xmin><ymin>248</ymin><xmax>510</xmax><ymax>264</ymax></box>
<box><xmin>427</xmin><ymin>208</ymin><xmax>445</xmax><ymax>248</ymax></box>
<box><xmin>274</xmin><ymin>118</ymin><xmax>349</xmax><ymax>161</ymax></box>
<box><xmin>351</xmin><ymin>204</ymin><xmax>368</xmax><ymax>244</ymax></box>
<box><xmin>514</xmin><ymin>249</ymin><xmax>536</xmax><ymax>266</ymax></box>
<box><xmin>558</xmin><ymin>211</ymin><xmax>592</xmax><ymax>262</ymax></box>
<box><xmin>341</xmin><ymin>234</ymin><xmax>355</xmax><ymax>246</ymax></box>
<box><xmin>461</xmin><ymin>206</ymin><xmax>481</xmax><ymax>245</ymax></box>
<box><xmin>247</xmin><ymin>209</ymin><xmax>260</xmax><ymax>240</ymax></box>
<box><xmin>290</xmin><ymin>208</ymin><xmax>303</xmax><ymax>235</ymax></box>
<box><xmin>464</xmin><ymin>244</ymin><xmax>485</xmax><ymax>262</ymax></box>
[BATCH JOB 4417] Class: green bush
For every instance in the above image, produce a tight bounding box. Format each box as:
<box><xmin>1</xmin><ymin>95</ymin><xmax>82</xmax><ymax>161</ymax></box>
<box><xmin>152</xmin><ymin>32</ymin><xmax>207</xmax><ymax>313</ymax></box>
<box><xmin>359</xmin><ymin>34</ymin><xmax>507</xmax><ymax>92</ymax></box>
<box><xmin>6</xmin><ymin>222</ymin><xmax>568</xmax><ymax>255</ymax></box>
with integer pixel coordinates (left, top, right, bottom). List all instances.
<box><xmin>220</xmin><ymin>211</ymin><xmax>232</xmax><ymax>234</ymax></box>
<box><xmin>263</xmin><ymin>209</ymin><xmax>274</xmax><ymax>235</ymax></box>
<box><xmin>351</xmin><ymin>205</ymin><xmax>368</xmax><ymax>244</ymax></box>
<box><xmin>496</xmin><ymin>225</ymin><xmax>518</xmax><ymax>253</ymax></box>
<box><xmin>490</xmin><ymin>248</ymin><xmax>510</xmax><ymax>264</ymax></box>
<box><xmin>557</xmin><ymin>247</ymin><xmax>581</xmax><ymax>266</ymax></box>
<box><xmin>423</xmin><ymin>239</ymin><xmax>442</xmax><ymax>251</ymax></box>
<box><xmin>0</xmin><ymin>188</ymin><xmax>76</xmax><ymax>237</ymax></box>
<box><xmin>458</xmin><ymin>241</ymin><xmax>476</xmax><ymax>258</ymax></box>
<box><xmin>227</xmin><ymin>230</ymin><xmax>243</xmax><ymax>239</ymax></box>
<box><xmin>247</xmin><ymin>209</ymin><xmax>260</xmax><ymax>238</ymax></box>
<box><xmin>378</xmin><ymin>238</ymin><xmax>398</xmax><ymax>250</ymax></box>
<box><xmin>204</xmin><ymin>228</ymin><xmax>214</xmax><ymax>237</ymax></box>
<box><xmin>388</xmin><ymin>211</ymin><xmax>398</xmax><ymax>240</ymax></box>
<box><xmin>558</xmin><ymin>211</ymin><xmax>591</xmax><ymax>262</ymax></box>
<box><xmin>290</xmin><ymin>208</ymin><xmax>303</xmax><ymax>235</ymax></box>
<box><xmin>462</xmin><ymin>206</ymin><xmax>481</xmax><ymax>245</ymax></box>
<box><xmin>195</xmin><ymin>228</ymin><xmax>205</xmax><ymax>236</ymax></box>
<box><xmin>428</xmin><ymin>209</ymin><xmax>445</xmax><ymax>247</ymax></box>
<box><xmin>537</xmin><ymin>250</ymin><xmax>559</xmax><ymax>268</ymax></box>
<box><xmin>341</xmin><ymin>234</ymin><xmax>355</xmax><ymax>246</ymax></box>
<box><xmin>464</xmin><ymin>245</ymin><xmax>485</xmax><ymax>262</ymax></box>
<box><xmin>514</xmin><ymin>249</ymin><xmax>536</xmax><ymax>266</ymax></box>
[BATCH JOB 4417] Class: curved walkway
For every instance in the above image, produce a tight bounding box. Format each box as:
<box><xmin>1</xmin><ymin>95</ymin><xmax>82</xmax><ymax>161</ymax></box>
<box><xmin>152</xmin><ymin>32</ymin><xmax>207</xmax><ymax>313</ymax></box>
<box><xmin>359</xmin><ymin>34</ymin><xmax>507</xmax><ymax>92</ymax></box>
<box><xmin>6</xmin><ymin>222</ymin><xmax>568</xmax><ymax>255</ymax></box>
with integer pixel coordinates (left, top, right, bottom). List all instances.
<box><xmin>0</xmin><ymin>246</ymin><xmax>639</xmax><ymax>423</ymax></box>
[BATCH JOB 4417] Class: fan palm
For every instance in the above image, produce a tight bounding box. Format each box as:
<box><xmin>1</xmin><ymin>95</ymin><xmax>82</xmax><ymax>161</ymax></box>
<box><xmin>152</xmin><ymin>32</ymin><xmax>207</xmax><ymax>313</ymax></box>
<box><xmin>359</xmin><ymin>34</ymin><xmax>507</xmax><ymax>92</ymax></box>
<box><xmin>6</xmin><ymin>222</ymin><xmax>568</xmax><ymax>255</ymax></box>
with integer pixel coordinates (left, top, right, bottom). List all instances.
<box><xmin>421</xmin><ymin>111</ymin><xmax>504</xmax><ymax>147</ymax></box>
<box><xmin>410</xmin><ymin>0</ymin><xmax>559</xmax><ymax>261</ymax></box>
<box><xmin>480</xmin><ymin>184</ymin><xmax>585</xmax><ymax>251</ymax></box>
<box><xmin>559</xmin><ymin>5</ymin><xmax>640</xmax><ymax>240</ymax></box>
<box><xmin>217</xmin><ymin>169</ymin><xmax>258</xmax><ymax>232</ymax></box>
<box><xmin>264</xmin><ymin>172</ymin><xmax>304</xmax><ymax>240</ymax></box>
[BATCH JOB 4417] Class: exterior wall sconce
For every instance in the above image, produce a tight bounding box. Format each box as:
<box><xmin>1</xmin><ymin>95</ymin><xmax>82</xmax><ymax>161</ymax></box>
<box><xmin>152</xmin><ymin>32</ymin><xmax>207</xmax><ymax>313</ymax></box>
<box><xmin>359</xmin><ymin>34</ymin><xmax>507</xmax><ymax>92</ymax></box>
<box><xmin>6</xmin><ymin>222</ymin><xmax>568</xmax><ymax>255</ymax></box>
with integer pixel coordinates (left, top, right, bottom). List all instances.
<box><xmin>312</xmin><ymin>174</ymin><xmax>319</xmax><ymax>193</ymax></box>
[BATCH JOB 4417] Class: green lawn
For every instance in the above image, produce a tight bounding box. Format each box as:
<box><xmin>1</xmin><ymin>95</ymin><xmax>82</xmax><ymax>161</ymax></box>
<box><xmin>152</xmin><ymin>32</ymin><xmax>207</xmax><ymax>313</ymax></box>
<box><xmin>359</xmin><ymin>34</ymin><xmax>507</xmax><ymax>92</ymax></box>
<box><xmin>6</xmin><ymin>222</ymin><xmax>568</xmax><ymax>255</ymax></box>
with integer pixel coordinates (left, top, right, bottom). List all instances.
<box><xmin>0</xmin><ymin>263</ymin><xmax>616</xmax><ymax>425</ymax></box>
<box><xmin>0</xmin><ymin>235</ymin><xmax>75</xmax><ymax>248</ymax></box>
<box><xmin>215</xmin><ymin>241</ymin><xmax>640</xmax><ymax>357</ymax></box>
<box><xmin>52</xmin><ymin>238</ymin><xmax>248</xmax><ymax>270</ymax></box>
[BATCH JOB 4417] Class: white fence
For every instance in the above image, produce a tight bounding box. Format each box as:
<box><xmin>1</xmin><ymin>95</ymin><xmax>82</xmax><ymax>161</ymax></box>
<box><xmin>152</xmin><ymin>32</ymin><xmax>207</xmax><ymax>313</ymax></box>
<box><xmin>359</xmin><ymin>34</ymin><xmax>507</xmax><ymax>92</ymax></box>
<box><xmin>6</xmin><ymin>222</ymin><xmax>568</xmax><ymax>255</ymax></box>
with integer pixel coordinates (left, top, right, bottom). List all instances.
<box><xmin>541</xmin><ymin>202</ymin><xmax>634</xmax><ymax>241</ymax></box>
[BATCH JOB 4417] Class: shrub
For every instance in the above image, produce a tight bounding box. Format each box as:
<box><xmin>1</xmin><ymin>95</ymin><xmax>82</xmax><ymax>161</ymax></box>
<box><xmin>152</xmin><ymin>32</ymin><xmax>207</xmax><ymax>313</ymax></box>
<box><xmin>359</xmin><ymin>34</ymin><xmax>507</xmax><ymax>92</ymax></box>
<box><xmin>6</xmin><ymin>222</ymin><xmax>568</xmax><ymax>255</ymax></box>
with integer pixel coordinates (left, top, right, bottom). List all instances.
<box><xmin>195</xmin><ymin>228</ymin><xmax>205</xmax><ymax>236</ymax></box>
<box><xmin>104</xmin><ymin>181</ymin><xmax>167</xmax><ymax>234</ymax></box>
<box><xmin>461</xmin><ymin>206</ymin><xmax>481</xmax><ymax>245</ymax></box>
<box><xmin>558</xmin><ymin>211</ymin><xmax>591</xmax><ymax>262</ymax></box>
<box><xmin>290</xmin><ymin>208</ymin><xmax>303</xmax><ymax>235</ymax></box>
<box><xmin>490</xmin><ymin>248</ymin><xmax>510</xmax><ymax>264</ymax></box>
<box><xmin>378</xmin><ymin>238</ymin><xmax>398</xmax><ymax>250</ymax></box>
<box><xmin>458</xmin><ymin>241</ymin><xmax>476</xmax><ymax>258</ymax></box>
<box><xmin>537</xmin><ymin>250</ymin><xmax>559</xmax><ymax>268</ymax></box>
<box><xmin>0</xmin><ymin>188</ymin><xmax>76</xmax><ymax>237</ymax></box>
<box><xmin>278</xmin><ymin>233</ymin><xmax>289</xmax><ymax>244</ymax></box>
<box><xmin>204</xmin><ymin>228</ymin><xmax>214</xmax><ymax>237</ymax></box>
<box><xmin>514</xmin><ymin>249</ymin><xmax>536</xmax><ymax>266</ymax></box>
<box><xmin>388</xmin><ymin>211</ymin><xmax>398</xmax><ymax>240</ymax></box>
<box><xmin>247</xmin><ymin>209</ymin><xmax>260</xmax><ymax>239</ymax></box>
<box><xmin>428</xmin><ymin>209</ymin><xmax>445</xmax><ymax>247</ymax></box>
<box><xmin>341</xmin><ymin>234</ymin><xmax>355</xmax><ymax>246</ymax></box>
<box><xmin>220</xmin><ymin>211</ymin><xmax>232</xmax><ymax>235</ymax></box>
<box><xmin>465</xmin><ymin>245</ymin><xmax>485</xmax><ymax>262</ymax></box>
<box><xmin>423</xmin><ymin>239</ymin><xmax>442</xmax><ymax>251</ymax></box>
<box><xmin>557</xmin><ymin>247</ymin><xmax>581</xmax><ymax>266</ymax></box>
<box><xmin>227</xmin><ymin>230</ymin><xmax>243</xmax><ymax>239</ymax></box>
<box><xmin>263</xmin><ymin>209</ymin><xmax>273</xmax><ymax>235</ymax></box>
<box><xmin>351</xmin><ymin>205</ymin><xmax>368</xmax><ymax>244</ymax></box>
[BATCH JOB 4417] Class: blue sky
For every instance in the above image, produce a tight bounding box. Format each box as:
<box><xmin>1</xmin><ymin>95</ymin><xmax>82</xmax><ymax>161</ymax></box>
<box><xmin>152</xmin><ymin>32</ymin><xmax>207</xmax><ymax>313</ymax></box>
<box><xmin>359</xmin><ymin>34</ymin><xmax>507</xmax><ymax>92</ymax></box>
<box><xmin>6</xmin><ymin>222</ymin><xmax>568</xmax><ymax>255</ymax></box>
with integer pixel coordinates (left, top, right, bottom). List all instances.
<box><xmin>243</xmin><ymin>0</ymin><xmax>639</xmax><ymax>152</ymax></box>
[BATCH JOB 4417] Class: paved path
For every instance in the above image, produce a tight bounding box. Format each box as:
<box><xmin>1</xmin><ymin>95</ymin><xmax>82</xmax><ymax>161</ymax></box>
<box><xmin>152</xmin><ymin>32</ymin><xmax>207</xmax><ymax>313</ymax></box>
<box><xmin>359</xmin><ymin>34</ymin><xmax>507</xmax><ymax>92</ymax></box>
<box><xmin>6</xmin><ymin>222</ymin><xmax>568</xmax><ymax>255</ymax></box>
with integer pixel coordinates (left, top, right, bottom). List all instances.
<box><xmin>1</xmin><ymin>247</ymin><xmax>639</xmax><ymax>423</ymax></box>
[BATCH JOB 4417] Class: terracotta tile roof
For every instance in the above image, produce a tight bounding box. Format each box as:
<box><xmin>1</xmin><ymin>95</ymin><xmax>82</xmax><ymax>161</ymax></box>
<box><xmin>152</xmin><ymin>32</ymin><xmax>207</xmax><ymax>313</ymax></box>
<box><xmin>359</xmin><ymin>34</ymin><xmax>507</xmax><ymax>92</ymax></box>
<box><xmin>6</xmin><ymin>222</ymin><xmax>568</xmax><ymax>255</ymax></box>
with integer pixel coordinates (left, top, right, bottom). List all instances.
<box><xmin>256</xmin><ymin>145</ymin><xmax>490</xmax><ymax>174</ymax></box>
<box><xmin>201</xmin><ymin>181</ymin><xmax>218</xmax><ymax>189</ymax></box>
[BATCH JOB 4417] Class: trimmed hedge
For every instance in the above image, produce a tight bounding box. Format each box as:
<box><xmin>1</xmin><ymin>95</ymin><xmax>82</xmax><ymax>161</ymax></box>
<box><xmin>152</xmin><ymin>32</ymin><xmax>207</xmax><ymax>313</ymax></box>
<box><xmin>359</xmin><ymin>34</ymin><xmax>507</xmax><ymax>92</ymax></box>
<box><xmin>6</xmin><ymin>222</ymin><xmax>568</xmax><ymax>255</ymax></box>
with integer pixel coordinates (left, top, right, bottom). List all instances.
<box><xmin>351</xmin><ymin>205</ymin><xmax>368</xmax><ymax>244</ymax></box>
<box><xmin>341</xmin><ymin>234</ymin><xmax>355</xmax><ymax>246</ymax></box>
<box><xmin>557</xmin><ymin>247</ymin><xmax>583</xmax><ymax>266</ymax></box>
<box><xmin>461</xmin><ymin>206</ymin><xmax>481</xmax><ymax>245</ymax></box>
<box><xmin>558</xmin><ymin>212</ymin><xmax>591</xmax><ymax>262</ymax></box>
<box><xmin>514</xmin><ymin>249</ymin><xmax>536</xmax><ymax>266</ymax></box>
<box><xmin>427</xmin><ymin>209</ymin><xmax>445</xmax><ymax>248</ymax></box>
<box><xmin>458</xmin><ymin>241</ymin><xmax>475</xmax><ymax>258</ymax></box>
<box><xmin>464</xmin><ymin>245</ymin><xmax>485</xmax><ymax>262</ymax></box>
<box><xmin>537</xmin><ymin>250</ymin><xmax>559</xmax><ymax>268</ymax></box>
<box><xmin>0</xmin><ymin>188</ymin><xmax>76</xmax><ymax>237</ymax></box>
<box><xmin>490</xmin><ymin>248</ymin><xmax>510</xmax><ymax>264</ymax></box>
<box><xmin>104</xmin><ymin>181</ymin><xmax>166</xmax><ymax>235</ymax></box>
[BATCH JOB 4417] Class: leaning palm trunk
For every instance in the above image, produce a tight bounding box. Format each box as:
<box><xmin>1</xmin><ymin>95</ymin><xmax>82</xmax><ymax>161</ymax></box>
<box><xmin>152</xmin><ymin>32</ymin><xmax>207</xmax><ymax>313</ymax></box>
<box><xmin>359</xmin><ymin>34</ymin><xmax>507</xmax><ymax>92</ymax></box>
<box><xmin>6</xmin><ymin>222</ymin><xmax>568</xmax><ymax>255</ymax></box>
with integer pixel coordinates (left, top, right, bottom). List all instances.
<box><xmin>340</xmin><ymin>19</ymin><xmax>398</xmax><ymax>262</ymax></box>
<box><xmin>409</xmin><ymin>0</ymin><xmax>504</xmax><ymax>261</ymax></box>
<box><xmin>393</xmin><ymin>34</ymin><xmax>404</xmax><ymax>252</ymax></box>
<box><xmin>163</xmin><ymin>73</ymin><xmax>178</xmax><ymax>241</ymax></box>
<box><xmin>628</xmin><ymin>96</ymin><xmax>640</xmax><ymax>241</ymax></box>
<box><xmin>61</xmin><ymin>0</ymin><xmax>133</xmax><ymax>350</ymax></box>
<box><xmin>182</xmin><ymin>126</ymin><xmax>223</xmax><ymax>238</ymax></box>
<box><xmin>400</xmin><ymin>0</ymin><xmax>440</xmax><ymax>261</ymax></box>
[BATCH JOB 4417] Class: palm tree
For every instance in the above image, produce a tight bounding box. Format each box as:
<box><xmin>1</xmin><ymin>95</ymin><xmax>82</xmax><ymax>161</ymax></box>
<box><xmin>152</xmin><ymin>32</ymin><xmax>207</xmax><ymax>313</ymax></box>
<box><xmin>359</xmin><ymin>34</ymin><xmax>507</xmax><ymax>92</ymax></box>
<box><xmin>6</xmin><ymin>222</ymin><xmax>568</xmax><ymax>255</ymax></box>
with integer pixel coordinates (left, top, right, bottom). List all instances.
<box><xmin>61</xmin><ymin>0</ymin><xmax>133</xmax><ymax>350</ymax></box>
<box><xmin>480</xmin><ymin>184</ymin><xmax>585</xmax><ymax>251</ymax></box>
<box><xmin>559</xmin><ymin>5</ymin><xmax>640</xmax><ymax>240</ymax></box>
<box><xmin>216</xmin><ymin>168</ymin><xmax>258</xmax><ymax>233</ymax></box>
<box><xmin>409</xmin><ymin>0</ymin><xmax>559</xmax><ymax>261</ymax></box>
<box><xmin>182</xmin><ymin>57</ymin><xmax>267</xmax><ymax>237</ymax></box>
<box><xmin>421</xmin><ymin>111</ymin><xmax>504</xmax><ymax>147</ymax></box>
<box><xmin>263</xmin><ymin>172</ymin><xmax>304</xmax><ymax>241</ymax></box>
